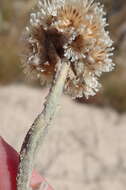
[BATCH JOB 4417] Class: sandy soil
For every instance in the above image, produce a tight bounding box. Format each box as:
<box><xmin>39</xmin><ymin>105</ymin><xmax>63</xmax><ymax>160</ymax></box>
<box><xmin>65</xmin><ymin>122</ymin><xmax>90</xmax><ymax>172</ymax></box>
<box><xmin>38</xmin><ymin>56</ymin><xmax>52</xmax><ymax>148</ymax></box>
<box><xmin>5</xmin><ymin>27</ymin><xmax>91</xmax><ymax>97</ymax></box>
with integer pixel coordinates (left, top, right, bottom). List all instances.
<box><xmin>0</xmin><ymin>85</ymin><xmax>126</xmax><ymax>190</ymax></box>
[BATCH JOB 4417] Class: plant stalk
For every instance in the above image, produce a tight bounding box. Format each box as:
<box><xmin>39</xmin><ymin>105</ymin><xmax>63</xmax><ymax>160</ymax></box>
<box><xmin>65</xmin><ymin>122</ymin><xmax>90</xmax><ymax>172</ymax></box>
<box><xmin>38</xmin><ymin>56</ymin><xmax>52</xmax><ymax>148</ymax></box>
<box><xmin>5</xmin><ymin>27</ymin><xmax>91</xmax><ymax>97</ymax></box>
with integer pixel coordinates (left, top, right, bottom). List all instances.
<box><xmin>17</xmin><ymin>60</ymin><xmax>69</xmax><ymax>190</ymax></box>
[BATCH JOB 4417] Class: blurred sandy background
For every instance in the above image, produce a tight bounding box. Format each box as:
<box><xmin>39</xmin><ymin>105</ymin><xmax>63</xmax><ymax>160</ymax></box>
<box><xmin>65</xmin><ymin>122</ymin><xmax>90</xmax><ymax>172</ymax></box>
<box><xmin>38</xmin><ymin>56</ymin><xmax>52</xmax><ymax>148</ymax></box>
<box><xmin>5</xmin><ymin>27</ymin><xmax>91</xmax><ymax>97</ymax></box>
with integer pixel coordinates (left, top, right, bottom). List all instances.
<box><xmin>0</xmin><ymin>0</ymin><xmax>126</xmax><ymax>189</ymax></box>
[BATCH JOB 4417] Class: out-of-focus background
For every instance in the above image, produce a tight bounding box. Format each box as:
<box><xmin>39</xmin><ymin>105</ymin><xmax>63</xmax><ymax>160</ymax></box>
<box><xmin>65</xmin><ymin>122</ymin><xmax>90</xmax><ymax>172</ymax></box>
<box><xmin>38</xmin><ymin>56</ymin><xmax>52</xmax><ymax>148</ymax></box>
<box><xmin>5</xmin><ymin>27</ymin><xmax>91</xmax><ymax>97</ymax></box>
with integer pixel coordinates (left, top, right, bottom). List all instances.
<box><xmin>0</xmin><ymin>0</ymin><xmax>126</xmax><ymax>190</ymax></box>
<box><xmin>0</xmin><ymin>0</ymin><xmax>126</xmax><ymax>112</ymax></box>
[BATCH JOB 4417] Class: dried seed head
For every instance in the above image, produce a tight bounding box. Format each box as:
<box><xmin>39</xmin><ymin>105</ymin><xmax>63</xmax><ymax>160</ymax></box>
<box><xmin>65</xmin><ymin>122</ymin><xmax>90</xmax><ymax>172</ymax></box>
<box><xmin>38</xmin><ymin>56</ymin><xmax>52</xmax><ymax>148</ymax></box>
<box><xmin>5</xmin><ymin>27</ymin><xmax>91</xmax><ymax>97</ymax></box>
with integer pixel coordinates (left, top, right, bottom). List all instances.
<box><xmin>23</xmin><ymin>0</ymin><xmax>115</xmax><ymax>98</ymax></box>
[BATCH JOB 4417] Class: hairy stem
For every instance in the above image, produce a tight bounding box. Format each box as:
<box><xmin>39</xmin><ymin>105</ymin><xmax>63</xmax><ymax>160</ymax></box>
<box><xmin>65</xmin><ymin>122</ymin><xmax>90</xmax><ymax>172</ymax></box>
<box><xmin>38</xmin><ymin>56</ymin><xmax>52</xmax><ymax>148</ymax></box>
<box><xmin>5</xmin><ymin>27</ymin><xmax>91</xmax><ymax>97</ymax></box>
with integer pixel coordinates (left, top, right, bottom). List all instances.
<box><xmin>17</xmin><ymin>61</ymin><xmax>69</xmax><ymax>190</ymax></box>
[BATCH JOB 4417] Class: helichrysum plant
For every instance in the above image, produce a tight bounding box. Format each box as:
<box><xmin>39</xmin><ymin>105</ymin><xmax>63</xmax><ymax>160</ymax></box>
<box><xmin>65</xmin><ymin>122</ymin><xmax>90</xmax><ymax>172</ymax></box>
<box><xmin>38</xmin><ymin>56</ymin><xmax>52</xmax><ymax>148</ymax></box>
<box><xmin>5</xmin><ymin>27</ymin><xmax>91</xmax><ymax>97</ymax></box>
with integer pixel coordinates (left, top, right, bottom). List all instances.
<box><xmin>17</xmin><ymin>0</ymin><xmax>115</xmax><ymax>189</ymax></box>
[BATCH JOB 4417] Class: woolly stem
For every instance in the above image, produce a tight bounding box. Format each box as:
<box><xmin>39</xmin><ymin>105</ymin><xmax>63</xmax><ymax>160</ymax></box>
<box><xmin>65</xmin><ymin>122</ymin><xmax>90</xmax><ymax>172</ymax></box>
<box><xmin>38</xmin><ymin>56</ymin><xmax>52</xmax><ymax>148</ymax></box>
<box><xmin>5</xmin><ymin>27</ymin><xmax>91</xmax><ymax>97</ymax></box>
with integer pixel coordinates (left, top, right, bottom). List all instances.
<box><xmin>17</xmin><ymin>61</ymin><xmax>69</xmax><ymax>190</ymax></box>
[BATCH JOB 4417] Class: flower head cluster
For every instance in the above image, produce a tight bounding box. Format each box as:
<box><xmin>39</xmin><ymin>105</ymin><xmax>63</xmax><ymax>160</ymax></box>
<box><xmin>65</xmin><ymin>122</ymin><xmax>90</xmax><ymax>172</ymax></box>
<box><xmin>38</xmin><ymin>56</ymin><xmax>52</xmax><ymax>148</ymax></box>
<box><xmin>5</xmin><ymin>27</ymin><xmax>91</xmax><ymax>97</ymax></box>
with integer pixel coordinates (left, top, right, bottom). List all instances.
<box><xmin>23</xmin><ymin>0</ymin><xmax>114</xmax><ymax>98</ymax></box>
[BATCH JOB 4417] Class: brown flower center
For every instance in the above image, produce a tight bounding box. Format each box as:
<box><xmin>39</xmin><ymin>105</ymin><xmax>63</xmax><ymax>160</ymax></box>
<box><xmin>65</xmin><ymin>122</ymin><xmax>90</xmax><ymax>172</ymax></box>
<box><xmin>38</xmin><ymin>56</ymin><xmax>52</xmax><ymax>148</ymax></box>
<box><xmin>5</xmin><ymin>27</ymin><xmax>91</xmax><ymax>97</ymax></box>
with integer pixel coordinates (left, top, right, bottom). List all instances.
<box><xmin>46</xmin><ymin>28</ymin><xmax>68</xmax><ymax>59</ymax></box>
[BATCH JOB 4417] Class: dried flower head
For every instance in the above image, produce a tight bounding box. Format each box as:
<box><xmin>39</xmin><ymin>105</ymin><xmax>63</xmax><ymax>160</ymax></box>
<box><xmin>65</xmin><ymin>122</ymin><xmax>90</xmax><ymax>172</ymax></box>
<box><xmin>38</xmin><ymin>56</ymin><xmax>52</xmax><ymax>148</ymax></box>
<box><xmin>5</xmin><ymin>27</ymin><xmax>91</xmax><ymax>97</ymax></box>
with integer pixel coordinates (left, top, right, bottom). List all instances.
<box><xmin>23</xmin><ymin>0</ymin><xmax>114</xmax><ymax>98</ymax></box>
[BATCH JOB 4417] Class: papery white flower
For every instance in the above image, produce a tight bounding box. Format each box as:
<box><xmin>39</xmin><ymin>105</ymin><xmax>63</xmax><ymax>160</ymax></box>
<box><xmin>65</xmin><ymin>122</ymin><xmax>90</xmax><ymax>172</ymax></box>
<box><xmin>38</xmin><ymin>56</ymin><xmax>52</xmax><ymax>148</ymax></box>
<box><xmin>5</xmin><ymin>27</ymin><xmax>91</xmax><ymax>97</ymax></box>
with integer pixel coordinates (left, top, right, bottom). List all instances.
<box><xmin>23</xmin><ymin>0</ymin><xmax>114</xmax><ymax>98</ymax></box>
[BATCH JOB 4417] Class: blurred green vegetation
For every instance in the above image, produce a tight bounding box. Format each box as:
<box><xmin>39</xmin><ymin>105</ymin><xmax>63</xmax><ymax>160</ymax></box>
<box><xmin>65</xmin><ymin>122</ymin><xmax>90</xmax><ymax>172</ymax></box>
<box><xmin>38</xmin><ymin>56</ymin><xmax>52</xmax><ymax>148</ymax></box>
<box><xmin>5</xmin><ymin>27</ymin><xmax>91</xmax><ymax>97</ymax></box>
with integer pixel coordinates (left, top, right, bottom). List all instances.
<box><xmin>104</xmin><ymin>79</ymin><xmax>126</xmax><ymax>113</ymax></box>
<box><xmin>0</xmin><ymin>0</ymin><xmax>126</xmax><ymax>112</ymax></box>
<box><xmin>0</xmin><ymin>43</ymin><xmax>21</xmax><ymax>84</ymax></box>
<box><xmin>0</xmin><ymin>0</ymin><xmax>35</xmax><ymax>83</ymax></box>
